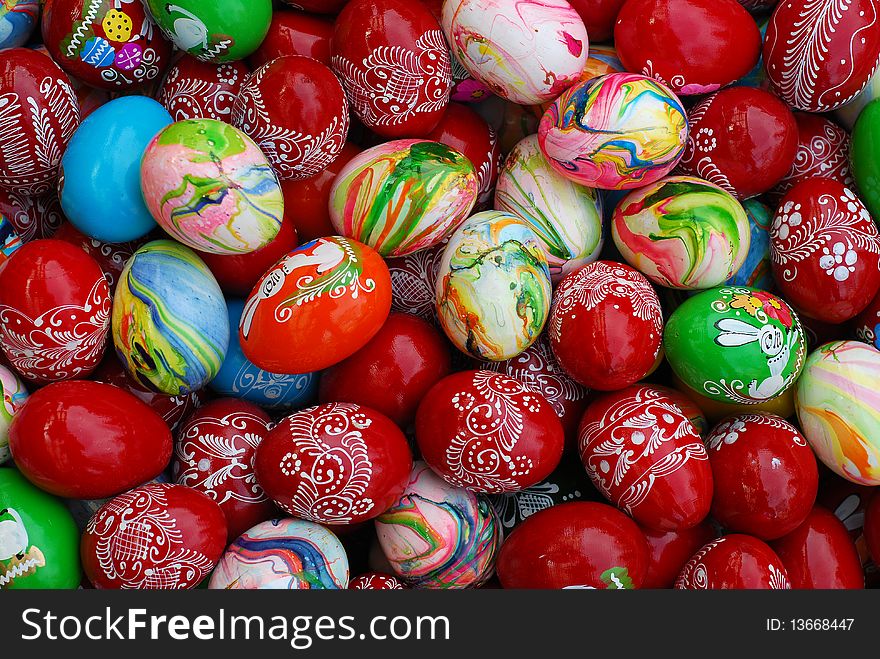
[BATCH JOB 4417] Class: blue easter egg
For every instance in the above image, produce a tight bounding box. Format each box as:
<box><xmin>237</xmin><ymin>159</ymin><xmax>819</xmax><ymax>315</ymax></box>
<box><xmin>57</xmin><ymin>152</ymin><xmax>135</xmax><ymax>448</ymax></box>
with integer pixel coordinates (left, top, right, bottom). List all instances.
<box><xmin>726</xmin><ymin>198</ymin><xmax>774</xmax><ymax>290</ymax></box>
<box><xmin>59</xmin><ymin>96</ymin><xmax>172</xmax><ymax>243</ymax></box>
<box><xmin>211</xmin><ymin>298</ymin><xmax>318</xmax><ymax>410</ymax></box>
<box><xmin>81</xmin><ymin>36</ymin><xmax>115</xmax><ymax>67</ymax></box>
<box><xmin>0</xmin><ymin>1</ymin><xmax>39</xmax><ymax>50</ymax></box>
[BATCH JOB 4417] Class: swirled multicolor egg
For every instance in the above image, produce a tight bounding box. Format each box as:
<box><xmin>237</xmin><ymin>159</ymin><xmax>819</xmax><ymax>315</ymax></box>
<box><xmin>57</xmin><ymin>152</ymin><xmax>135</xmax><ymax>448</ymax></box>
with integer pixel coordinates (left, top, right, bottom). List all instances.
<box><xmin>112</xmin><ymin>240</ymin><xmax>229</xmax><ymax>395</ymax></box>
<box><xmin>441</xmin><ymin>0</ymin><xmax>588</xmax><ymax>106</ymax></box>
<box><xmin>0</xmin><ymin>0</ymin><xmax>38</xmax><ymax>50</ymax></box>
<box><xmin>140</xmin><ymin>118</ymin><xmax>284</xmax><ymax>255</ymax></box>
<box><xmin>209</xmin><ymin>518</ymin><xmax>349</xmax><ymax>589</ymax></box>
<box><xmin>494</xmin><ymin>134</ymin><xmax>603</xmax><ymax>281</ymax></box>
<box><xmin>538</xmin><ymin>73</ymin><xmax>688</xmax><ymax>190</ymax></box>
<box><xmin>726</xmin><ymin>199</ymin><xmax>774</xmax><ymax>290</ymax></box>
<box><xmin>435</xmin><ymin>211</ymin><xmax>551</xmax><ymax>361</ymax></box>
<box><xmin>795</xmin><ymin>341</ymin><xmax>880</xmax><ymax>486</ymax></box>
<box><xmin>0</xmin><ymin>364</ymin><xmax>28</xmax><ymax>464</ymax></box>
<box><xmin>329</xmin><ymin>140</ymin><xmax>478</xmax><ymax>258</ymax></box>
<box><xmin>611</xmin><ymin>176</ymin><xmax>751</xmax><ymax>290</ymax></box>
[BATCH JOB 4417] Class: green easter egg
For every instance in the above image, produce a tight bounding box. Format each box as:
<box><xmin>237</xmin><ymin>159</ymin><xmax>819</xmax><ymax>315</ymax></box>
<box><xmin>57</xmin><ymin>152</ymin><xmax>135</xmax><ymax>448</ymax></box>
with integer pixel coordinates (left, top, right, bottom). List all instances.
<box><xmin>663</xmin><ymin>286</ymin><xmax>806</xmax><ymax>405</ymax></box>
<box><xmin>851</xmin><ymin>98</ymin><xmax>880</xmax><ymax>220</ymax></box>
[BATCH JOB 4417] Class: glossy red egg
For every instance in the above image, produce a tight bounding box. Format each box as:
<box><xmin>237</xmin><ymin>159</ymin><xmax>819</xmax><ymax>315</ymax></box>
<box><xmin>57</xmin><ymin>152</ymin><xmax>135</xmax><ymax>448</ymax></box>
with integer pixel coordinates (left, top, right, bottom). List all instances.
<box><xmin>158</xmin><ymin>56</ymin><xmax>249</xmax><ymax>123</ymax></box>
<box><xmin>415</xmin><ymin>370</ymin><xmax>565</xmax><ymax>494</ymax></box>
<box><xmin>614</xmin><ymin>0</ymin><xmax>761</xmax><ymax>95</ymax></box>
<box><xmin>0</xmin><ymin>239</ymin><xmax>110</xmax><ymax>383</ymax></box>
<box><xmin>678</xmin><ymin>87</ymin><xmax>798</xmax><ymax>200</ymax></box>
<box><xmin>818</xmin><ymin>476</ymin><xmax>880</xmax><ymax>585</ymax></box>
<box><xmin>569</xmin><ymin>0</ymin><xmax>626</xmax><ymax>43</ymax></box>
<box><xmin>866</xmin><ymin>491</ymin><xmax>880</xmax><ymax>566</ymax></box>
<box><xmin>9</xmin><ymin>380</ymin><xmax>172</xmax><ymax>499</ymax></box>
<box><xmin>497</xmin><ymin>501</ymin><xmax>649</xmax><ymax>589</ymax></box>
<box><xmin>706</xmin><ymin>413</ymin><xmax>818</xmax><ymax>540</ymax></box>
<box><xmin>331</xmin><ymin>0</ymin><xmax>451</xmax><ymax>138</ymax></box>
<box><xmin>641</xmin><ymin>522</ymin><xmax>716</xmax><ymax>589</ymax></box>
<box><xmin>0</xmin><ymin>189</ymin><xmax>64</xmax><ymax>243</ymax></box>
<box><xmin>53</xmin><ymin>221</ymin><xmax>148</xmax><ymax>293</ymax></box>
<box><xmin>385</xmin><ymin>242</ymin><xmax>444</xmax><ymax>326</ymax></box>
<box><xmin>239</xmin><ymin>236</ymin><xmax>392</xmax><ymax>374</ymax></box>
<box><xmin>676</xmin><ymin>534</ymin><xmax>791</xmax><ymax>589</ymax></box>
<box><xmin>255</xmin><ymin>402</ymin><xmax>412</xmax><ymax>524</ymax></box>
<box><xmin>348</xmin><ymin>572</ymin><xmax>407</xmax><ymax>589</ymax></box>
<box><xmin>770</xmin><ymin>506</ymin><xmax>864</xmax><ymax>589</ymax></box>
<box><xmin>81</xmin><ymin>482</ymin><xmax>226</xmax><ymax>589</ymax></box>
<box><xmin>249</xmin><ymin>9</ymin><xmax>333</xmax><ymax>69</ymax></box>
<box><xmin>0</xmin><ymin>48</ymin><xmax>80</xmax><ymax>195</ymax></box>
<box><xmin>770</xmin><ymin>178</ymin><xmax>880</xmax><ymax>323</ymax></box>
<box><xmin>319</xmin><ymin>312</ymin><xmax>451</xmax><ymax>428</ymax></box>
<box><xmin>549</xmin><ymin>260</ymin><xmax>663</xmax><ymax>391</ymax></box>
<box><xmin>764</xmin><ymin>0</ymin><xmax>880</xmax><ymax>112</ymax></box>
<box><xmin>579</xmin><ymin>385</ymin><xmax>713</xmax><ymax>531</ymax></box>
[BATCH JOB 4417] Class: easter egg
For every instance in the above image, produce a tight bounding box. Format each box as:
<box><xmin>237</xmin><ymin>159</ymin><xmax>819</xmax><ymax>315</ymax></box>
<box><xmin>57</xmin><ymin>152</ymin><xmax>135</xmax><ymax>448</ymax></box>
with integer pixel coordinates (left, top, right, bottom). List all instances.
<box><xmin>726</xmin><ymin>199</ymin><xmax>775</xmax><ymax>290</ymax></box>
<box><xmin>496</xmin><ymin>501</ymin><xmax>649</xmax><ymax>589</ymax></box>
<box><xmin>232</xmin><ymin>55</ymin><xmax>348</xmax><ymax>181</ymax></box>
<box><xmin>82</xmin><ymin>482</ymin><xmax>227</xmax><ymax>589</ymax></box>
<box><xmin>329</xmin><ymin>140</ymin><xmax>477</xmax><ymax>258</ymax></box>
<box><xmin>795</xmin><ymin>341</ymin><xmax>880</xmax><ymax>485</ymax></box>
<box><xmin>850</xmin><ymin>99</ymin><xmax>880</xmax><ymax>221</ymax></box>
<box><xmin>209</xmin><ymin>518</ymin><xmax>349</xmax><ymax>589</ymax></box>
<box><xmin>0</xmin><ymin>48</ymin><xmax>80</xmax><ymax>195</ymax></box>
<box><xmin>332</xmin><ymin>0</ymin><xmax>451</xmax><ymax>138</ymax></box>
<box><xmin>549</xmin><ymin>260</ymin><xmax>663</xmax><ymax>390</ymax></box>
<box><xmin>0</xmin><ymin>188</ymin><xmax>63</xmax><ymax>243</ymax></box>
<box><xmin>568</xmin><ymin>0</ymin><xmax>625</xmax><ymax>43</ymax></box>
<box><xmin>705</xmin><ymin>413</ymin><xmax>818</xmax><ymax>540</ymax></box>
<box><xmin>415</xmin><ymin>370</ymin><xmax>565</xmax><ymax>493</ymax></box>
<box><xmin>140</xmin><ymin>119</ymin><xmax>284</xmax><ymax>255</ymax></box>
<box><xmin>375</xmin><ymin>462</ymin><xmax>500</xmax><ymax>588</ymax></box>
<box><xmin>441</xmin><ymin>0</ymin><xmax>588</xmax><ymax>106</ymax></box>
<box><xmin>836</xmin><ymin>68</ymin><xmax>880</xmax><ymax>130</ymax></box>
<box><xmin>112</xmin><ymin>240</ymin><xmax>229</xmax><ymax>395</ymax></box>
<box><xmin>210</xmin><ymin>299</ymin><xmax>317</xmax><ymax>411</ymax></box>
<box><xmin>678</xmin><ymin>87</ymin><xmax>798</xmax><ymax>200</ymax></box>
<box><xmin>650</xmin><ymin>385</ymin><xmax>708</xmax><ymax>436</ymax></box>
<box><xmin>349</xmin><ymin>572</ymin><xmax>406</xmax><ymax>589</ymax></box>
<box><xmin>578</xmin><ymin>385</ymin><xmax>712</xmax><ymax>531</ymax></box>
<box><xmin>239</xmin><ymin>237</ymin><xmax>391</xmax><ymax>374</ymax></box>
<box><xmin>0</xmin><ymin>0</ymin><xmax>38</xmax><ymax>50</ymax></box>
<box><xmin>0</xmin><ymin>468</ymin><xmax>80</xmax><ymax>589</ymax></box>
<box><xmin>538</xmin><ymin>73</ymin><xmax>688</xmax><ymax>190</ymax></box>
<box><xmin>641</xmin><ymin>522</ymin><xmax>716</xmax><ymax>589</ymax></box>
<box><xmin>770</xmin><ymin>178</ymin><xmax>880</xmax><ymax>323</ymax></box>
<box><xmin>9</xmin><ymin>380</ymin><xmax>172</xmax><ymax>499</ymax></box>
<box><xmin>59</xmin><ymin>96</ymin><xmax>173</xmax><ymax>243</ymax></box>
<box><xmin>0</xmin><ymin>216</ymin><xmax>22</xmax><ymax>267</ymax></box>
<box><xmin>675</xmin><ymin>535</ymin><xmax>791</xmax><ymax>589</ymax></box>
<box><xmin>853</xmin><ymin>289</ymin><xmax>880</xmax><ymax>350</ymax></box>
<box><xmin>612</xmin><ymin>176</ymin><xmax>751</xmax><ymax>290</ymax></box>
<box><xmin>0</xmin><ymin>366</ymin><xmax>27</xmax><ymax>464</ymax></box>
<box><xmin>664</xmin><ymin>286</ymin><xmax>806</xmax><ymax>405</ymax></box>
<box><xmin>672</xmin><ymin>372</ymin><xmax>797</xmax><ymax>423</ymax></box>
<box><xmin>494</xmin><ymin>134</ymin><xmax>603</xmax><ymax>281</ymax></box>
<box><xmin>387</xmin><ymin>243</ymin><xmax>444</xmax><ymax>326</ymax></box>
<box><xmin>0</xmin><ymin>239</ymin><xmax>110</xmax><ymax>383</ymax></box>
<box><xmin>42</xmin><ymin>0</ymin><xmax>172</xmax><ymax>90</ymax></box>
<box><xmin>53</xmin><ymin>223</ymin><xmax>148</xmax><ymax>294</ymax></box>
<box><xmin>763</xmin><ymin>0</ymin><xmax>880</xmax><ymax>112</ymax></box>
<box><xmin>143</xmin><ymin>0</ymin><xmax>272</xmax><ymax>63</ymax></box>
<box><xmin>817</xmin><ymin>477</ymin><xmax>879</xmax><ymax>583</ymax></box>
<box><xmin>158</xmin><ymin>56</ymin><xmax>249</xmax><ymax>122</ymax></box>
<box><xmin>615</xmin><ymin>0</ymin><xmax>761</xmax><ymax>95</ymax></box>
<box><xmin>435</xmin><ymin>211</ymin><xmax>551</xmax><ymax>361</ymax></box>
<box><xmin>249</xmin><ymin>9</ymin><xmax>333</xmax><ymax>69</ymax></box>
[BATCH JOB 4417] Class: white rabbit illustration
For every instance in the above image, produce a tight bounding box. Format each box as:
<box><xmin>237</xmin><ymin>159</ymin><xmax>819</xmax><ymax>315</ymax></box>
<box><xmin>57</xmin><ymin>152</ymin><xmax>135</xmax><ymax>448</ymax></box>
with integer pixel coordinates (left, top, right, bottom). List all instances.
<box><xmin>714</xmin><ymin>317</ymin><xmax>797</xmax><ymax>400</ymax></box>
<box><xmin>0</xmin><ymin>508</ymin><xmax>27</xmax><ymax>561</ymax></box>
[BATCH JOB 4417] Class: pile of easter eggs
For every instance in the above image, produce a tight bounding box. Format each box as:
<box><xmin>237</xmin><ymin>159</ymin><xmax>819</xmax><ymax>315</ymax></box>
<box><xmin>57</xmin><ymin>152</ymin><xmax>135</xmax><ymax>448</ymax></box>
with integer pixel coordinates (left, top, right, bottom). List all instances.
<box><xmin>2</xmin><ymin>0</ymin><xmax>880</xmax><ymax>593</ymax></box>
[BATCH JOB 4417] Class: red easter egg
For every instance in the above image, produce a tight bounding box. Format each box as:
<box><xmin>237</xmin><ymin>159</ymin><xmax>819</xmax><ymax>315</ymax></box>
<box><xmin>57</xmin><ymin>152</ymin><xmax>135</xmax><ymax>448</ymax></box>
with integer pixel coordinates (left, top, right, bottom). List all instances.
<box><xmin>818</xmin><ymin>476</ymin><xmax>880</xmax><ymax>585</ymax></box>
<box><xmin>42</xmin><ymin>0</ymin><xmax>172</xmax><ymax>91</ymax></box>
<box><xmin>568</xmin><ymin>0</ymin><xmax>626</xmax><ymax>43</ymax></box>
<box><xmin>53</xmin><ymin>221</ymin><xmax>148</xmax><ymax>293</ymax></box>
<box><xmin>853</xmin><ymin>288</ymin><xmax>880</xmax><ymax>350</ymax></box>
<box><xmin>81</xmin><ymin>482</ymin><xmax>227</xmax><ymax>589</ymax></box>
<box><xmin>0</xmin><ymin>239</ymin><xmax>110</xmax><ymax>383</ymax></box>
<box><xmin>770</xmin><ymin>178</ymin><xmax>880</xmax><ymax>323</ymax></box>
<box><xmin>497</xmin><ymin>501</ymin><xmax>650</xmax><ymax>589</ymax></box>
<box><xmin>0</xmin><ymin>189</ymin><xmax>64</xmax><ymax>243</ymax></box>
<box><xmin>763</xmin><ymin>0</ymin><xmax>880</xmax><ymax>112</ymax></box>
<box><xmin>578</xmin><ymin>385</ymin><xmax>713</xmax><ymax>531</ymax></box>
<box><xmin>280</xmin><ymin>0</ymin><xmax>349</xmax><ymax>14</ymax></box>
<box><xmin>706</xmin><ymin>413</ymin><xmax>818</xmax><ymax>540</ymax></box>
<box><xmin>641</xmin><ymin>522</ymin><xmax>717</xmax><ymax>589</ymax></box>
<box><xmin>676</xmin><ymin>534</ymin><xmax>791</xmax><ymax>589</ymax></box>
<box><xmin>770</xmin><ymin>506</ymin><xmax>864</xmax><ymax>589</ymax></box>
<box><xmin>415</xmin><ymin>370</ymin><xmax>565</xmax><ymax>494</ymax></box>
<box><xmin>331</xmin><ymin>0</ymin><xmax>451</xmax><ymax>138</ymax></box>
<box><xmin>549</xmin><ymin>260</ymin><xmax>663</xmax><ymax>390</ymax></box>
<box><xmin>255</xmin><ymin>403</ymin><xmax>412</xmax><ymax>524</ymax></box>
<box><xmin>866</xmin><ymin>491</ymin><xmax>880</xmax><ymax>566</ymax></box>
<box><xmin>614</xmin><ymin>0</ymin><xmax>761</xmax><ymax>95</ymax></box>
<box><xmin>249</xmin><ymin>10</ymin><xmax>333</xmax><ymax>69</ymax></box>
<box><xmin>348</xmin><ymin>572</ymin><xmax>407</xmax><ymax>589</ymax></box>
<box><xmin>0</xmin><ymin>48</ymin><xmax>80</xmax><ymax>195</ymax></box>
<box><xmin>8</xmin><ymin>380</ymin><xmax>172</xmax><ymax>499</ymax></box>
<box><xmin>319</xmin><ymin>312</ymin><xmax>452</xmax><ymax>428</ymax></box>
<box><xmin>385</xmin><ymin>242</ymin><xmax>444</xmax><ymax>326</ymax></box>
<box><xmin>158</xmin><ymin>56</ymin><xmax>249</xmax><ymax>123</ymax></box>
<box><xmin>171</xmin><ymin>398</ymin><xmax>275</xmax><ymax>541</ymax></box>
<box><xmin>232</xmin><ymin>55</ymin><xmax>349</xmax><ymax>181</ymax></box>
<box><xmin>678</xmin><ymin>87</ymin><xmax>798</xmax><ymax>200</ymax></box>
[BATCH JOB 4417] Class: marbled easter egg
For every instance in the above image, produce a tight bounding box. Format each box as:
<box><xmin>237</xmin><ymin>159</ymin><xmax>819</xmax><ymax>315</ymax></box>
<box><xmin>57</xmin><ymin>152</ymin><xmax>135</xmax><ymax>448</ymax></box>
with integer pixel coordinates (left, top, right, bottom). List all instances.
<box><xmin>435</xmin><ymin>210</ymin><xmax>552</xmax><ymax>361</ymax></box>
<box><xmin>0</xmin><ymin>0</ymin><xmax>38</xmax><ymax>50</ymax></box>
<box><xmin>329</xmin><ymin>140</ymin><xmax>478</xmax><ymax>257</ymax></box>
<box><xmin>538</xmin><ymin>73</ymin><xmax>688</xmax><ymax>190</ymax></box>
<box><xmin>494</xmin><ymin>134</ymin><xmax>603</xmax><ymax>282</ymax></box>
<box><xmin>0</xmin><ymin>365</ymin><xmax>27</xmax><ymax>464</ymax></box>
<box><xmin>727</xmin><ymin>199</ymin><xmax>775</xmax><ymax>290</ymax></box>
<box><xmin>140</xmin><ymin>118</ymin><xmax>284</xmax><ymax>255</ymax></box>
<box><xmin>112</xmin><ymin>240</ymin><xmax>229</xmax><ymax>396</ymax></box>
<box><xmin>611</xmin><ymin>176</ymin><xmax>751</xmax><ymax>290</ymax></box>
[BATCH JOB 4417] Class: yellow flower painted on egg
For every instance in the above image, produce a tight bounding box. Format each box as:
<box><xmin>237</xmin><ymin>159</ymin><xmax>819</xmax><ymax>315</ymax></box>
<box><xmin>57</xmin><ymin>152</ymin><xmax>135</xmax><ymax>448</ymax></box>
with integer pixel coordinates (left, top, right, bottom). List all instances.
<box><xmin>730</xmin><ymin>292</ymin><xmax>763</xmax><ymax>317</ymax></box>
